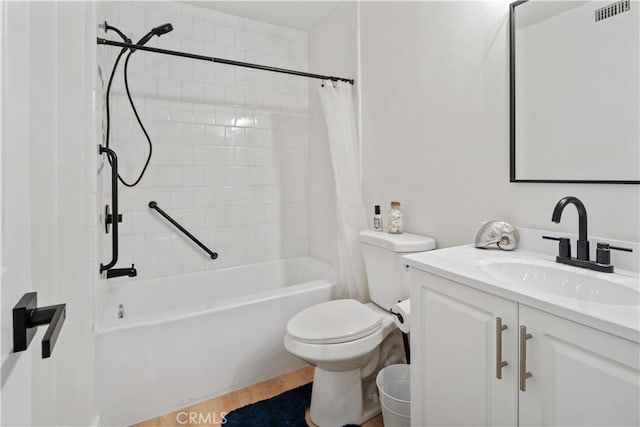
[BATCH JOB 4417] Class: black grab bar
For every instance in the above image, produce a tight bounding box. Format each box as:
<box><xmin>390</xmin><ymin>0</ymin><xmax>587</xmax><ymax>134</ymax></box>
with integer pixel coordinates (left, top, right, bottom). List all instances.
<box><xmin>99</xmin><ymin>145</ymin><xmax>137</xmax><ymax>279</ymax></box>
<box><xmin>148</xmin><ymin>201</ymin><xmax>218</xmax><ymax>259</ymax></box>
<box><xmin>100</xmin><ymin>145</ymin><xmax>120</xmax><ymax>272</ymax></box>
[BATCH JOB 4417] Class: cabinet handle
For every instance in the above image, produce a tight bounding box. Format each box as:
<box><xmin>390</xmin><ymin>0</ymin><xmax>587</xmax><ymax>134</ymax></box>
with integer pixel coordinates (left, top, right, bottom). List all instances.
<box><xmin>496</xmin><ymin>317</ymin><xmax>508</xmax><ymax>379</ymax></box>
<box><xmin>519</xmin><ymin>325</ymin><xmax>533</xmax><ymax>392</ymax></box>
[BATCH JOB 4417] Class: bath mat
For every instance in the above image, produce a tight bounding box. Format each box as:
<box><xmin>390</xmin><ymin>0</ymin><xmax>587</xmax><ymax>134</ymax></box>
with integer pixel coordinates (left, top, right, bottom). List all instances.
<box><xmin>223</xmin><ymin>382</ymin><xmax>312</xmax><ymax>427</ymax></box>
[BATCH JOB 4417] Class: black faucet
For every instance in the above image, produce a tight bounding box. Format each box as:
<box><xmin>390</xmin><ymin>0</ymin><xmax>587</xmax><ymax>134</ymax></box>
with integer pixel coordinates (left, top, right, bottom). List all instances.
<box><xmin>551</xmin><ymin>196</ymin><xmax>590</xmax><ymax>261</ymax></box>
<box><xmin>544</xmin><ymin>196</ymin><xmax>632</xmax><ymax>273</ymax></box>
<box><xmin>105</xmin><ymin>264</ymin><xmax>137</xmax><ymax>279</ymax></box>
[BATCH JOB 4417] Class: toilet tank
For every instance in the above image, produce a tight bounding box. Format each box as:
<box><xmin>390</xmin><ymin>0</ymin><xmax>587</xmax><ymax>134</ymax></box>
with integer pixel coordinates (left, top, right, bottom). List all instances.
<box><xmin>360</xmin><ymin>230</ymin><xmax>436</xmax><ymax>310</ymax></box>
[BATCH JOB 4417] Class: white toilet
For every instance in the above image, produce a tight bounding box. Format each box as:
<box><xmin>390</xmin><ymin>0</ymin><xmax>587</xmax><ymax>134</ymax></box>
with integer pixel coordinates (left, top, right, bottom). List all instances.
<box><xmin>284</xmin><ymin>230</ymin><xmax>436</xmax><ymax>426</ymax></box>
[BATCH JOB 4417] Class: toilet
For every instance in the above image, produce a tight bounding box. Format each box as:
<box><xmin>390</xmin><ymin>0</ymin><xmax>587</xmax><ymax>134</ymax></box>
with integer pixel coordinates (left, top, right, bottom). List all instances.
<box><xmin>284</xmin><ymin>230</ymin><xmax>436</xmax><ymax>426</ymax></box>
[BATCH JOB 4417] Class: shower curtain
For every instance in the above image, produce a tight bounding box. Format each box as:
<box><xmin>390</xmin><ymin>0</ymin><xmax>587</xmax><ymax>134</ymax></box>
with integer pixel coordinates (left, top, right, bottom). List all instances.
<box><xmin>318</xmin><ymin>81</ymin><xmax>369</xmax><ymax>302</ymax></box>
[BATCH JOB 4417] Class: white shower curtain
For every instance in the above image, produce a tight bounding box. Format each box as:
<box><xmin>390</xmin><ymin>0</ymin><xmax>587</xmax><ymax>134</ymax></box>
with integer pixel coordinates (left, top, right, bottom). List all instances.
<box><xmin>318</xmin><ymin>81</ymin><xmax>369</xmax><ymax>302</ymax></box>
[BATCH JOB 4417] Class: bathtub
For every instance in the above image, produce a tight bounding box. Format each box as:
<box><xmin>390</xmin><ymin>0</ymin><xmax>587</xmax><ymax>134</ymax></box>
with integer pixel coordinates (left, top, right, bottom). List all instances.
<box><xmin>95</xmin><ymin>256</ymin><xmax>336</xmax><ymax>426</ymax></box>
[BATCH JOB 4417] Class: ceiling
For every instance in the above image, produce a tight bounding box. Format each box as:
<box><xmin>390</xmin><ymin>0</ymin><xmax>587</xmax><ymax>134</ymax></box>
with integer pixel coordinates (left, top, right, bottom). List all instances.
<box><xmin>184</xmin><ymin>1</ymin><xmax>341</xmax><ymax>31</ymax></box>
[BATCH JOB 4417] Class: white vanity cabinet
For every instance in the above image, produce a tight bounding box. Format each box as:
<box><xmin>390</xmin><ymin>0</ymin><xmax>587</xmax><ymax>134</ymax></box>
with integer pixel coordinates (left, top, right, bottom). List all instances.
<box><xmin>519</xmin><ymin>305</ymin><xmax>640</xmax><ymax>426</ymax></box>
<box><xmin>411</xmin><ymin>270</ymin><xmax>640</xmax><ymax>427</ymax></box>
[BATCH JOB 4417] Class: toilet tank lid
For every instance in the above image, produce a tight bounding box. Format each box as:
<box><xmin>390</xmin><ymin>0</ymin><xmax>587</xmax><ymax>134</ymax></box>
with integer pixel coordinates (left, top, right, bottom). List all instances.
<box><xmin>359</xmin><ymin>230</ymin><xmax>436</xmax><ymax>253</ymax></box>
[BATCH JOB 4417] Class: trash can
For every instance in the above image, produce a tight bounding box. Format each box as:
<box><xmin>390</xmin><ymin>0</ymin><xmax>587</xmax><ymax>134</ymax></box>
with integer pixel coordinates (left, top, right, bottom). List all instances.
<box><xmin>376</xmin><ymin>364</ymin><xmax>411</xmax><ymax>426</ymax></box>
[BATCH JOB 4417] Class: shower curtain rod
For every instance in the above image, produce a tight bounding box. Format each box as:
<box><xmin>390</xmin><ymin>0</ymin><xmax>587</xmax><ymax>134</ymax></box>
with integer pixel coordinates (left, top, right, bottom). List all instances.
<box><xmin>97</xmin><ymin>38</ymin><xmax>355</xmax><ymax>84</ymax></box>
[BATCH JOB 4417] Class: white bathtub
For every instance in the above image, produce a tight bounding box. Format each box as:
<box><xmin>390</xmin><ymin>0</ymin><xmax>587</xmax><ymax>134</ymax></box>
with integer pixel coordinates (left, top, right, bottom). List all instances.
<box><xmin>95</xmin><ymin>256</ymin><xmax>336</xmax><ymax>426</ymax></box>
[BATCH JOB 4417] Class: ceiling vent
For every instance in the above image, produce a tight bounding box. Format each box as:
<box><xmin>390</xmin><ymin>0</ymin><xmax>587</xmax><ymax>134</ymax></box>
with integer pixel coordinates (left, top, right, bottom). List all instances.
<box><xmin>595</xmin><ymin>0</ymin><xmax>630</xmax><ymax>22</ymax></box>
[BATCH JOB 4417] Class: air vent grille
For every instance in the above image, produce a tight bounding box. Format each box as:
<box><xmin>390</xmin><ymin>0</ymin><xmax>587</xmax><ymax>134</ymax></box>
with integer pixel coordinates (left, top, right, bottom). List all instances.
<box><xmin>595</xmin><ymin>0</ymin><xmax>630</xmax><ymax>22</ymax></box>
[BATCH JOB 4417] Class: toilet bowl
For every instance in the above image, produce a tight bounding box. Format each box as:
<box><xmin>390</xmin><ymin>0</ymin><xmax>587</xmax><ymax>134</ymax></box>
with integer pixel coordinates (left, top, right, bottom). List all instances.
<box><xmin>284</xmin><ymin>230</ymin><xmax>436</xmax><ymax>426</ymax></box>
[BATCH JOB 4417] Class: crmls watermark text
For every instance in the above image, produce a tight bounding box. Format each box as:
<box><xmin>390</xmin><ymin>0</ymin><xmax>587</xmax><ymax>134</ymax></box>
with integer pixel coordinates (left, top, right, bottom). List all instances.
<box><xmin>176</xmin><ymin>411</ymin><xmax>228</xmax><ymax>425</ymax></box>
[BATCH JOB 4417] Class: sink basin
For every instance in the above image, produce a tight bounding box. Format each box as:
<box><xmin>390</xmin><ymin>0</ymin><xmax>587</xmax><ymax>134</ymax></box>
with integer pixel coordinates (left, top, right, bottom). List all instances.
<box><xmin>479</xmin><ymin>259</ymin><xmax>640</xmax><ymax>306</ymax></box>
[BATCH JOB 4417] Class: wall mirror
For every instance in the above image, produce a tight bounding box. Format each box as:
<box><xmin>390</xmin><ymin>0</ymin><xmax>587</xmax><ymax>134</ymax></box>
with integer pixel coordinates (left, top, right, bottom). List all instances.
<box><xmin>510</xmin><ymin>0</ymin><xmax>639</xmax><ymax>183</ymax></box>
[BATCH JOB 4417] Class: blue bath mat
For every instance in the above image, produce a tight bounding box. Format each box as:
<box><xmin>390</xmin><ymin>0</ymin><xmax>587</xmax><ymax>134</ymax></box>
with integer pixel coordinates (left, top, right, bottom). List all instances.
<box><xmin>224</xmin><ymin>382</ymin><xmax>312</xmax><ymax>427</ymax></box>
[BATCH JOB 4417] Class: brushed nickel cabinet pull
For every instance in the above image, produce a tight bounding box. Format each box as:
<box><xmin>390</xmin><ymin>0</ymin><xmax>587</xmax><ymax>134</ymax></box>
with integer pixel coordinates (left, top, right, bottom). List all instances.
<box><xmin>496</xmin><ymin>317</ymin><xmax>508</xmax><ymax>379</ymax></box>
<box><xmin>519</xmin><ymin>325</ymin><xmax>533</xmax><ymax>391</ymax></box>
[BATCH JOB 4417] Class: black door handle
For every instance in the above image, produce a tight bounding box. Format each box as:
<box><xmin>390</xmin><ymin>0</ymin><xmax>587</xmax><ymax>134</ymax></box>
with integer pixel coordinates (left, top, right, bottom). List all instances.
<box><xmin>13</xmin><ymin>292</ymin><xmax>66</xmax><ymax>359</ymax></box>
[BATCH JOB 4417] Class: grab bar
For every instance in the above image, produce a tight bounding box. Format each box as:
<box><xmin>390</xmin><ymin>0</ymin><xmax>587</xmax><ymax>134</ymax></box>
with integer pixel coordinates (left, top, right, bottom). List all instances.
<box><xmin>100</xmin><ymin>145</ymin><xmax>120</xmax><ymax>272</ymax></box>
<box><xmin>148</xmin><ymin>201</ymin><xmax>218</xmax><ymax>259</ymax></box>
<box><xmin>99</xmin><ymin>145</ymin><xmax>137</xmax><ymax>278</ymax></box>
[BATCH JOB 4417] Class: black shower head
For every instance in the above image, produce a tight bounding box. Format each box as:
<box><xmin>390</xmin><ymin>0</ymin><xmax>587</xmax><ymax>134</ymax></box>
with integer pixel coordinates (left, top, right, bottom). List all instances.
<box><xmin>134</xmin><ymin>23</ymin><xmax>174</xmax><ymax>49</ymax></box>
<box><xmin>152</xmin><ymin>23</ymin><xmax>173</xmax><ymax>37</ymax></box>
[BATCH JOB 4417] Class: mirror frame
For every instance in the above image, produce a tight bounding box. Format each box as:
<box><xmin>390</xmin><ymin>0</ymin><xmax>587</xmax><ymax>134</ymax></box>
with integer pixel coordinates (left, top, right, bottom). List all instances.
<box><xmin>509</xmin><ymin>0</ymin><xmax>640</xmax><ymax>184</ymax></box>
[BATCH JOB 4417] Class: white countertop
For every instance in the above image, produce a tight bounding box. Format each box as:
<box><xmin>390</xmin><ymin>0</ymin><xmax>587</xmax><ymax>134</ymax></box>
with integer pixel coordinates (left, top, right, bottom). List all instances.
<box><xmin>404</xmin><ymin>245</ymin><xmax>640</xmax><ymax>343</ymax></box>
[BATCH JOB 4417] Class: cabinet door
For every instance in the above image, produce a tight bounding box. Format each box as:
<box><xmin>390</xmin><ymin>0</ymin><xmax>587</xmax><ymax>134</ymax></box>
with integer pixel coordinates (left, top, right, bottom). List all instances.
<box><xmin>411</xmin><ymin>271</ymin><xmax>518</xmax><ymax>426</ymax></box>
<box><xmin>519</xmin><ymin>305</ymin><xmax>640</xmax><ymax>426</ymax></box>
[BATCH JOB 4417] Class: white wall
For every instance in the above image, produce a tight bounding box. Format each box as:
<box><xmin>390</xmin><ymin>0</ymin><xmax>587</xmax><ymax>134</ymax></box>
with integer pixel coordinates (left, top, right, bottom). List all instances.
<box><xmin>96</xmin><ymin>1</ymin><xmax>311</xmax><ymax>282</ymax></box>
<box><xmin>2</xmin><ymin>1</ymin><xmax>97</xmax><ymax>425</ymax></box>
<box><xmin>360</xmin><ymin>1</ymin><xmax>640</xmax><ymax>249</ymax></box>
<box><xmin>308</xmin><ymin>1</ymin><xmax>358</xmax><ymax>265</ymax></box>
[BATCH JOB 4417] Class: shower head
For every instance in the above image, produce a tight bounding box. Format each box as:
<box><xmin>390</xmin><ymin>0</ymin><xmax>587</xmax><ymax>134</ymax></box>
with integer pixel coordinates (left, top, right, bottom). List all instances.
<box><xmin>133</xmin><ymin>23</ymin><xmax>174</xmax><ymax>50</ymax></box>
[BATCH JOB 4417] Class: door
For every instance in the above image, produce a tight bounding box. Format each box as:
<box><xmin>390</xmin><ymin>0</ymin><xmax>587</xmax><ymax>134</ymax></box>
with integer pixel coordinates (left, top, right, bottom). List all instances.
<box><xmin>410</xmin><ymin>271</ymin><xmax>518</xmax><ymax>426</ymax></box>
<box><xmin>1</xmin><ymin>1</ymin><xmax>35</xmax><ymax>424</ymax></box>
<box><xmin>519</xmin><ymin>305</ymin><xmax>640</xmax><ymax>426</ymax></box>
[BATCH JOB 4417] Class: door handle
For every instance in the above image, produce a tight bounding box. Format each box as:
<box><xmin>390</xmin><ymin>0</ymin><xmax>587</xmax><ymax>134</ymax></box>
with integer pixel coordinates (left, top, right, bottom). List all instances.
<box><xmin>13</xmin><ymin>292</ymin><xmax>66</xmax><ymax>359</ymax></box>
<box><xmin>496</xmin><ymin>317</ymin><xmax>508</xmax><ymax>379</ymax></box>
<box><xmin>519</xmin><ymin>325</ymin><xmax>533</xmax><ymax>391</ymax></box>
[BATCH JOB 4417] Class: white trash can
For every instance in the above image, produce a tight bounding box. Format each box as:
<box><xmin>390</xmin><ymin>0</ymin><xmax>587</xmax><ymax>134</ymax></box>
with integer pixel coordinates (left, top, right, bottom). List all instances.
<box><xmin>376</xmin><ymin>364</ymin><xmax>410</xmax><ymax>426</ymax></box>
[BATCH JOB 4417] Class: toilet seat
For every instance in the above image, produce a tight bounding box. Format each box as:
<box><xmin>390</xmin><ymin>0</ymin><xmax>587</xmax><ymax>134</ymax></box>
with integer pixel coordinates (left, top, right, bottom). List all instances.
<box><xmin>287</xmin><ymin>299</ymin><xmax>382</xmax><ymax>344</ymax></box>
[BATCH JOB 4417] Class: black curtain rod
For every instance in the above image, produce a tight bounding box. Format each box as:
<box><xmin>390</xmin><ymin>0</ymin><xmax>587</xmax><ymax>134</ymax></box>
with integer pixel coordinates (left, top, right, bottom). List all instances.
<box><xmin>97</xmin><ymin>37</ymin><xmax>355</xmax><ymax>84</ymax></box>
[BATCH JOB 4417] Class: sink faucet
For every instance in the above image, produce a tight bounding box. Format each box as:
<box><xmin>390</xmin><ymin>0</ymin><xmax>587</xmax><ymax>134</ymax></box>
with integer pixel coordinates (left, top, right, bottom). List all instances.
<box><xmin>545</xmin><ymin>196</ymin><xmax>632</xmax><ymax>273</ymax></box>
<box><xmin>551</xmin><ymin>196</ymin><xmax>589</xmax><ymax>261</ymax></box>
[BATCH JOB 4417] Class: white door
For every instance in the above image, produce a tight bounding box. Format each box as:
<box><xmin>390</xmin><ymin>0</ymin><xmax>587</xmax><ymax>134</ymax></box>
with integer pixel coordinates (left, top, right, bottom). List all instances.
<box><xmin>411</xmin><ymin>271</ymin><xmax>518</xmax><ymax>426</ymax></box>
<box><xmin>519</xmin><ymin>305</ymin><xmax>640</xmax><ymax>426</ymax></box>
<box><xmin>1</xmin><ymin>1</ymin><xmax>35</xmax><ymax>424</ymax></box>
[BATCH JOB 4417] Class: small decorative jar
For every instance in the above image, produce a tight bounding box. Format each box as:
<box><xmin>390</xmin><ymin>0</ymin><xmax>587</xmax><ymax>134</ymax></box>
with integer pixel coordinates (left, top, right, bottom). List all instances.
<box><xmin>387</xmin><ymin>201</ymin><xmax>404</xmax><ymax>234</ymax></box>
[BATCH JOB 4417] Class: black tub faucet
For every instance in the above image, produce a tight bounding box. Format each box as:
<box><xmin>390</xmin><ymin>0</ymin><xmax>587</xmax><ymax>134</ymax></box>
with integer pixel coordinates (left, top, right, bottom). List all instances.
<box><xmin>551</xmin><ymin>196</ymin><xmax>589</xmax><ymax>261</ymax></box>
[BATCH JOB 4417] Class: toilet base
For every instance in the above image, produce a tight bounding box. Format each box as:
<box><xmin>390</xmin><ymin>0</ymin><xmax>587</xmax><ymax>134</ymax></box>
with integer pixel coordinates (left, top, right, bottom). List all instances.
<box><xmin>310</xmin><ymin>367</ymin><xmax>362</xmax><ymax>426</ymax></box>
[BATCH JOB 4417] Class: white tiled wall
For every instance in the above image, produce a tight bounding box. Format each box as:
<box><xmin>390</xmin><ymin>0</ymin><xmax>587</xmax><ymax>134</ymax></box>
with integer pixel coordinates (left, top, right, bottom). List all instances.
<box><xmin>97</xmin><ymin>1</ymin><xmax>310</xmax><ymax>280</ymax></box>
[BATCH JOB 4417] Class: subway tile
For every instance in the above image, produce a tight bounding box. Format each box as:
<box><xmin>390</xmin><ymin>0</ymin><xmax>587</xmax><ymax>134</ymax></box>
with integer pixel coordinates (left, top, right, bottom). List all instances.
<box><xmin>224</xmin><ymin>86</ymin><xmax>244</xmax><ymax>105</ymax></box>
<box><xmin>193</xmin><ymin>105</ymin><xmax>217</xmax><ymax>125</ymax></box>
<box><xmin>216</xmin><ymin>186</ymin><xmax>255</xmax><ymax>206</ymax></box>
<box><xmin>204</xmin><ymin>84</ymin><xmax>225</xmax><ymax>103</ymax></box>
<box><xmin>167</xmin><ymin>144</ymin><xmax>193</xmax><ymax>164</ymax></box>
<box><xmin>182</xmin><ymin>166</ymin><xmax>205</xmax><ymax>186</ymax></box>
<box><xmin>156</xmin><ymin>121</ymin><xmax>182</xmax><ymax>144</ymax></box>
<box><xmin>158</xmin><ymin>78</ymin><xmax>182</xmax><ymax>100</ymax></box>
<box><xmin>182</xmin><ymin>207</ymin><xmax>207</xmax><ymax>228</ymax></box>
<box><xmin>204</xmin><ymin>125</ymin><xmax>226</xmax><ymax>145</ymax></box>
<box><xmin>194</xmin><ymin>20</ymin><xmax>215</xmax><ymax>43</ymax></box>
<box><xmin>181</xmin><ymin>81</ymin><xmax>204</xmax><ymax>103</ymax></box>
<box><xmin>205</xmin><ymin>166</ymin><xmax>226</xmax><ymax>185</ymax></box>
<box><xmin>226</xmin><ymin>206</ymin><xmax>247</xmax><ymax>225</ymax></box>
<box><xmin>181</xmin><ymin>123</ymin><xmax>205</xmax><ymax>144</ymax></box>
<box><xmin>192</xmin><ymin>145</ymin><xmax>216</xmax><ymax>165</ymax></box>
<box><xmin>236</xmin><ymin>30</ymin><xmax>256</xmax><ymax>51</ymax></box>
<box><xmin>170</xmin><ymin>187</ymin><xmax>194</xmax><ymax>208</ymax></box>
<box><xmin>225</xmin><ymin>127</ymin><xmax>245</xmax><ymax>146</ymax></box>
<box><xmin>132</xmin><ymin>210</ymin><xmax>159</xmax><ymax>233</ymax></box>
<box><xmin>155</xmin><ymin>165</ymin><xmax>182</xmax><ymax>187</ymax></box>
<box><xmin>216</xmin><ymin>225</ymin><xmax>255</xmax><ymax>246</ymax></box>
<box><xmin>215</xmin><ymin>107</ymin><xmax>235</xmax><ymax>126</ymax></box>
<box><xmin>193</xmin><ymin>187</ymin><xmax>216</xmax><ymax>207</ymax></box>
<box><xmin>205</xmin><ymin>207</ymin><xmax>227</xmax><ymax>226</ymax></box>
<box><xmin>216</xmin><ymin>25</ymin><xmax>236</xmax><ymax>47</ymax></box>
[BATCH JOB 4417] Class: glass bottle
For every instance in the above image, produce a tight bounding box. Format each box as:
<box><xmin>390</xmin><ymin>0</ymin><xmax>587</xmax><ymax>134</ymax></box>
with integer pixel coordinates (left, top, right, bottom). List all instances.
<box><xmin>373</xmin><ymin>205</ymin><xmax>383</xmax><ymax>231</ymax></box>
<box><xmin>387</xmin><ymin>201</ymin><xmax>403</xmax><ymax>234</ymax></box>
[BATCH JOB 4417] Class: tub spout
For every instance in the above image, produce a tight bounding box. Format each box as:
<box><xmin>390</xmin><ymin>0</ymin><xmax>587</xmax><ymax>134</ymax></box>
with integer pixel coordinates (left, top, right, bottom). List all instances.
<box><xmin>106</xmin><ymin>265</ymin><xmax>137</xmax><ymax>279</ymax></box>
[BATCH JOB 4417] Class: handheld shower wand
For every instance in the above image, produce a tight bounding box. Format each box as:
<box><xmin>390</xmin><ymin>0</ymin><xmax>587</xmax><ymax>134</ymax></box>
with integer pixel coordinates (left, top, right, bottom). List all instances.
<box><xmin>132</xmin><ymin>23</ymin><xmax>174</xmax><ymax>51</ymax></box>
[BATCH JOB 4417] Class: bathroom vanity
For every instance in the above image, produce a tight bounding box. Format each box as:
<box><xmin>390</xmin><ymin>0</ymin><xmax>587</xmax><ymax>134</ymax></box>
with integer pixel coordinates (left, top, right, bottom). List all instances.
<box><xmin>405</xmin><ymin>236</ymin><xmax>640</xmax><ymax>426</ymax></box>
